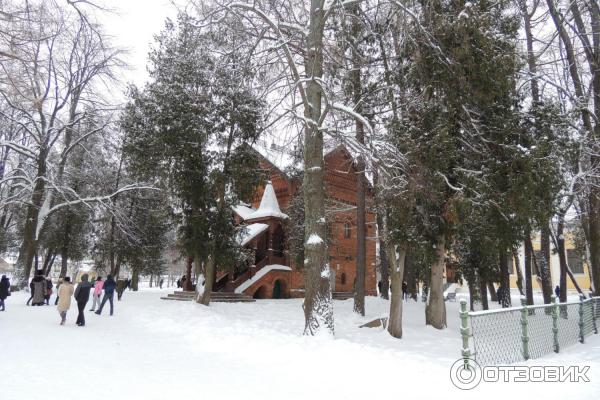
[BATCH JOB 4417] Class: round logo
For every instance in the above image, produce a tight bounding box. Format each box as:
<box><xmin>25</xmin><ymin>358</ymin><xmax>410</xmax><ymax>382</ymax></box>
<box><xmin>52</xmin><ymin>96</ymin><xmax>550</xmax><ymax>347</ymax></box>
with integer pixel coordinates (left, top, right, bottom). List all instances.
<box><xmin>450</xmin><ymin>358</ymin><xmax>482</xmax><ymax>390</ymax></box>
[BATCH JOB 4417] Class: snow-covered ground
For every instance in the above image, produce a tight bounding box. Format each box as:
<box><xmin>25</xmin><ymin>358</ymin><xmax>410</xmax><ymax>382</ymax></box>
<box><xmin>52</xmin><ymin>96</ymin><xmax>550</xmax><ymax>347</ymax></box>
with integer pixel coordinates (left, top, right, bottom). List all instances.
<box><xmin>1</xmin><ymin>289</ymin><xmax>598</xmax><ymax>400</ymax></box>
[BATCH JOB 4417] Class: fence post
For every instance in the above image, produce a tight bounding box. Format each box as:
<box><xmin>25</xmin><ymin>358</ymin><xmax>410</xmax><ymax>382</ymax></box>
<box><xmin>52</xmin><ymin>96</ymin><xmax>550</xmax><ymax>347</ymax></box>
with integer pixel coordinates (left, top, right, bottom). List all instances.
<box><xmin>579</xmin><ymin>294</ymin><xmax>585</xmax><ymax>344</ymax></box>
<box><xmin>520</xmin><ymin>296</ymin><xmax>530</xmax><ymax>360</ymax></box>
<box><xmin>459</xmin><ymin>299</ymin><xmax>471</xmax><ymax>363</ymax></box>
<box><xmin>592</xmin><ymin>297</ymin><xmax>598</xmax><ymax>335</ymax></box>
<box><xmin>551</xmin><ymin>295</ymin><xmax>559</xmax><ymax>353</ymax></box>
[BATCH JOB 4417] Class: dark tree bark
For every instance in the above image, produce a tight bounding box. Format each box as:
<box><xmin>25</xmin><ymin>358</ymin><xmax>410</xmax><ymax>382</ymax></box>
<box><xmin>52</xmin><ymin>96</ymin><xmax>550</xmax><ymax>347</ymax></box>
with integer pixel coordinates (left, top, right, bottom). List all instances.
<box><xmin>109</xmin><ymin>156</ymin><xmax>124</xmax><ymax>277</ymax></box>
<box><xmin>512</xmin><ymin>248</ymin><xmax>525</xmax><ymax>296</ymax></box>
<box><xmin>524</xmin><ymin>234</ymin><xmax>534</xmax><ymax>305</ymax></box>
<box><xmin>425</xmin><ymin>235</ymin><xmax>446</xmax><ymax>329</ymax></box>
<box><xmin>200</xmin><ymin>252</ymin><xmax>216</xmax><ymax>306</ymax></box>
<box><xmin>387</xmin><ymin>242</ymin><xmax>407</xmax><ymax>338</ymax></box>
<box><xmin>488</xmin><ymin>281</ymin><xmax>498</xmax><ymax>302</ymax></box>
<box><xmin>404</xmin><ymin>251</ymin><xmax>417</xmax><ymax>300</ymax></box>
<box><xmin>499</xmin><ymin>251</ymin><xmax>512</xmax><ymax>308</ymax></box>
<box><xmin>15</xmin><ymin>149</ymin><xmax>48</xmax><ymax>287</ymax></box>
<box><xmin>374</xmin><ymin>168</ymin><xmax>389</xmax><ymax>300</ymax></box>
<box><xmin>556</xmin><ymin>219</ymin><xmax>568</xmax><ymax>303</ymax></box>
<box><xmin>302</xmin><ymin>0</ymin><xmax>333</xmax><ymax>335</ymax></box>
<box><xmin>59</xmin><ymin>217</ymin><xmax>72</xmax><ymax>277</ymax></box>
<box><xmin>539</xmin><ymin>224</ymin><xmax>554</xmax><ymax>303</ymax></box>
<box><xmin>478</xmin><ymin>272</ymin><xmax>489</xmax><ymax>311</ymax></box>
<box><xmin>468</xmin><ymin>279</ymin><xmax>476</xmax><ymax>312</ymax></box>
<box><xmin>185</xmin><ymin>256</ymin><xmax>193</xmax><ymax>291</ymax></box>
<box><xmin>131</xmin><ymin>269</ymin><xmax>139</xmax><ymax>291</ymax></box>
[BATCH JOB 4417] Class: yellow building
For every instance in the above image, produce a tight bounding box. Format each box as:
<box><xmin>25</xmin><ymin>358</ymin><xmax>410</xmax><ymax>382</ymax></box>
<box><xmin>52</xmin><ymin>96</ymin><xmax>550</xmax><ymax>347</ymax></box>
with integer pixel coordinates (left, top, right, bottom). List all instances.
<box><xmin>510</xmin><ymin>234</ymin><xmax>592</xmax><ymax>292</ymax></box>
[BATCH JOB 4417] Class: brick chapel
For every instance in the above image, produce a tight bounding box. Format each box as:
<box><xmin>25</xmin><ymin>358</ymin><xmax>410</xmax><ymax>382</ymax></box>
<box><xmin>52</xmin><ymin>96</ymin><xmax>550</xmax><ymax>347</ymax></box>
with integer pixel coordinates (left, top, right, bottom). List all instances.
<box><xmin>213</xmin><ymin>143</ymin><xmax>378</xmax><ymax>299</ymax></box>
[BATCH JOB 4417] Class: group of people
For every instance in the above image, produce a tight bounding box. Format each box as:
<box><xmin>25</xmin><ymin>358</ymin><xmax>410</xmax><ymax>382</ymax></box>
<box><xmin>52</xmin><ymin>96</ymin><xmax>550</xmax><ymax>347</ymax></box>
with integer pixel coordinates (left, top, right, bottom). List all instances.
<box><xmin>55</xmin><ymin>273</ymin><xmax>118</xmax><ymax>326</ymax></box>
<box><xmin>0</xmin><ymin>271</ymin><xmax>123</xmax><ymax>326</ymax></box>
<box><xmin>377</xmin><ymin>280</ymin><xmax>412</xmax><ymax>301</ymax></box>
<box><xmin>26</xmin><ymin>274</ymin><xmax>54</xmax><ymax>306</ymax></box>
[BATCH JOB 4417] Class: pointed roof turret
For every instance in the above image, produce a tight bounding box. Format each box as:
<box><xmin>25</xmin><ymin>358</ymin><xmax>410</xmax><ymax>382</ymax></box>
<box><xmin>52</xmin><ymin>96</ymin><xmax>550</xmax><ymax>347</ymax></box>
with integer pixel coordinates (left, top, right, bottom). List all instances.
<box><xmin>247</xmin><ymin>181</ymin><xmax>288</xmax><ymax>220</ymax></box>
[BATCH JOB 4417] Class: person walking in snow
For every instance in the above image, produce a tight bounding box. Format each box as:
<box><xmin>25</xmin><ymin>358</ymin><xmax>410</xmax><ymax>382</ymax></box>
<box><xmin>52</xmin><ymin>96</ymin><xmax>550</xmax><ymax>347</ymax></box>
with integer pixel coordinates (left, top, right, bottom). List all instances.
<box><xmin>74</xmin><ymin>274</ymin><xmax>93</xmax><ymax>326</ymax></box>
<box><xmin>44</xmin><ymin>277</ymin><xmax>53</xmax><ymax>305</ymax></box>
<box><xmin>554</xmin><ymin>285</ymin><xmax>560</xmax><ymax>299</ymax></box>
<box><xmin>26</xmin><ymin>278</ymin><xmax>36</xmax><ymax>306</ymax></box>
<box><xmin>90</xmin><ymin>276</ymin><xmax>104</xmax><ymax>311</ymax></box>
<box><xmin>402</xmin><ymin>281</ymin><xmax>408</xmax><ymax>301</ymax></box>
<box><xmin>31</xmin><ymin>271</ymin><xmax>47</xmax><ymax>306</ymax></box>
<box><xmin>0</xmin><ymin>275</ymin><xmax>11</xmax><ymax>311</ymax></box>
<box><xmin>54</xmin><ymin>277</ymin><xmax>63</xmax><ymax>305</ymax></box>
<box><xmin>57</xmin><ymin>277</ymin><xmax>74</xmax><ymax>325</ymax></box>
<box><xmin>159</xmin><ymin>277</ymin><xmax>164</xmax><ymax>289</ymax></box>
<box><xmin>96</xmin><ymin>274</ymin><xmax>116</xmax><ymax>316</ymax></box>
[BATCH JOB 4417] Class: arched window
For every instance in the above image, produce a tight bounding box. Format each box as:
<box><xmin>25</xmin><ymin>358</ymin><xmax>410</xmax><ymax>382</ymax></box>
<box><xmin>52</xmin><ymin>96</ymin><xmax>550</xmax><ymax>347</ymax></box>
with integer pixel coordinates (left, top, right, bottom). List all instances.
<box><xmin>343</xmin><ymin>223</ymin><xmax>351</xmax><ymax>239</ymax></box>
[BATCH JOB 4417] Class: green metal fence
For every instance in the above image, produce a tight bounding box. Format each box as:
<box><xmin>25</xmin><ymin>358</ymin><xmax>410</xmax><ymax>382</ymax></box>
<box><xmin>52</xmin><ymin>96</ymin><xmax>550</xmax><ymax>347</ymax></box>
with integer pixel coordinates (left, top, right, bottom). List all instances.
<box><xmin>460</xmin><ymin>296</ymin><xmax>600</xmax><ymax>366</ymax></box>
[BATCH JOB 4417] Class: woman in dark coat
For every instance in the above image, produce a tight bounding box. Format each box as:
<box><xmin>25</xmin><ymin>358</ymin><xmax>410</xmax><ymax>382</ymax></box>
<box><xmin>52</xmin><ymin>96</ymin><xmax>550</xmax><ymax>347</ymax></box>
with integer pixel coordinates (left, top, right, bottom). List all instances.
<box><xmin>0</xmin><ymin>275</ymin><xmax>10</xmax><ymax>311</ymax></box>
<box><xmin>74</xmin><ymin>274</ymin><xmax>93</xmax><ymax>326</ymax></box>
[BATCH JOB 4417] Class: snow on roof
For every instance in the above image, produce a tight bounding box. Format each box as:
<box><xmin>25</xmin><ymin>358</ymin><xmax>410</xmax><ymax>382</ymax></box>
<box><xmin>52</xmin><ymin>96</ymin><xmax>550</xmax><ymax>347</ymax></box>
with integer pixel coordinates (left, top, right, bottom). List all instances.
<box><xmin>232</xmin><ymin>204</ymin><xmax>256</xmax><ymax>221</ymax></box>
<box><xmin>238</xmin><ymin>223</ymin><xmax>269</xmax><ymax>247</ymax></box>
<box><xmin>253</xmin><ymin>139</ymin><xmax>298</xmax><ymax>174</ymax></box>
<box><xmin>307</xmin><ymin>234</ymin><xmax>324</xmax><ymax>246</ymax></box>
<box><xmin>246</xmin><ymin>181</ymin><xmax>288</xmax><ymax>220</ymax></box>
<box><xmin>234</xmin><ymin>264</ymin><xmax>292</xmax><ymax>294</ymax></box>
<box><xmin>253</xmin><ymin>136</ymin><xmax>373</xmax><ymax>183</ymax></box>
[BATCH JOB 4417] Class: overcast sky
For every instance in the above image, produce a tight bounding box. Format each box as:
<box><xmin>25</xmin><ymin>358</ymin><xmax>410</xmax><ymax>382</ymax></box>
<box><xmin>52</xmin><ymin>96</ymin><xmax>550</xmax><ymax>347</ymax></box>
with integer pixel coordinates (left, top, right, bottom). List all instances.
<box><xmin>96</xmin><ymin>0</ymin><xmax>182</xmax><ymax>96</ymax></box>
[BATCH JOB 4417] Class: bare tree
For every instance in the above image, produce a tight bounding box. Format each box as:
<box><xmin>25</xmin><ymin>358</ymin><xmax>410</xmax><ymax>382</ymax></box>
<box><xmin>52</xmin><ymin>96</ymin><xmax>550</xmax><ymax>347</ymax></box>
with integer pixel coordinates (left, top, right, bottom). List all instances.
<box><xmin>0</xmin><ymin>1</ymin><xmax>149</xmax><ymax>286</ymax></box>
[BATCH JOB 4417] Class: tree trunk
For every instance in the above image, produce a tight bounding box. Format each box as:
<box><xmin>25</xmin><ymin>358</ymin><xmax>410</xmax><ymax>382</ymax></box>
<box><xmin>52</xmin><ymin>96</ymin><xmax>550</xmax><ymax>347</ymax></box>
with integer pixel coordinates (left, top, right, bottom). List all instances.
<box><xmin>404</xmin><ymin>251</ymin><xmax>417</xmax><ymax>300</ymax></box>
<box><xmin>589</xmin><ymin>197</ymin><xmax>600</xmax><ymax>295</ymax></box>
<box><xmin>556</xmin><ymin>219</ymin><xmax>568</xmax><ymax>303</ymax></box>
<box><xmin>302</xmin><ymin>0</ymin><xmax>333</xmax><ymax>336</ymax></box>
<box><xmin>353</xmin><ymin>157</ymin><xmax>366</xmax><ymax>315</ymax></box>
<box><xmin>387</xmin><ymin>242</ymin><xmax>407</xmax><ymax>338</ymax></box>
<box><xmin>149</xmin><ymin>274</ymin><xmax>153</xmax><ymax>288</ymax></box>
<box><xmin>539</xmin><ymin>224</ymin><xmax>554</xmax><ymax>303</ymax></box>
<box><xmin>200</xmin><ymin>254</ymin><xmax>215</xmax><ymax>306</ymax></box>
<box><xmin>131</xmin><ymin>269</ymin><xmax>139</xmax><ymax>291</ymax></box>
<box><xmin>114</xmin><ymin>255</ymin><xmax>122</xmax><ymax>280</ymax></box>
<box><xmin>44</xmin><ymin>251</ymin><xmax>56</xmax><ymax>277</ymax></box>
<box><xmin>499</xmin><ymin>250</ymin><xmax>512</xmax><ymax>308</ymax></box>
<box><xmin>108</xmin><ymin>156</ymin><xmax>124</xmax><ymax>277</ymax></box>
<box><xmin>374</xmin><ymin>169</ymin><xmax>389</xmax><ymax>300</ymax></box>
<box><xmin>518</xmin><ymin>0</ymin><xmax>540</xmax><ymax>106</ymax></box>
<box><xmin>349</xmin><ymin>1</ymin><xmax>366</xmax><ymax>317</ymax></box>
<box><xmin>425</xmin><ymin>236</ymin><xmax>446</xmax><ymax>329</ymax></box>
<box><xmin>59</xmin><ymin>244</ymin><xmax>69</xmax><ymax>277</ymax></box>
<box><xmin>185</xmin><ymin>256</ymin><xmax>193</xmax><ymax>291</ymax></box>
<box><xmin>478</xmin><ymin>272</ymin><xmax>489</xmax><ymax>311</ymax></box>
<box><xmin>524</xmin><ymin>235</ymin><xmax>534</xmax><ymax>305</ymax></box>
<box><xmin>488</xmin><ymin>281</ymin><xmax>497</xmax><ymax>302</ymax></box>
<box><xmin>512</xmin><ymin>248</ymin><xmax>525</xmax><ymax>296</ymax></box>
<box><xmin>589</xmin><ymin>3</ymin><xmax>600</xmax><ymax>296</ymax></box>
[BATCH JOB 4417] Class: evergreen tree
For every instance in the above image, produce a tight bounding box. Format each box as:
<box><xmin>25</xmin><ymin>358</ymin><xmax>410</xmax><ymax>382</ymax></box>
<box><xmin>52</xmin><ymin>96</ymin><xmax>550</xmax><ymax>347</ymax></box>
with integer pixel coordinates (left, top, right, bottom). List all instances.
<box><xmin>121</xmin><ymin>14</ymin><xmax>264</xmax><ymax>305</ymax></box>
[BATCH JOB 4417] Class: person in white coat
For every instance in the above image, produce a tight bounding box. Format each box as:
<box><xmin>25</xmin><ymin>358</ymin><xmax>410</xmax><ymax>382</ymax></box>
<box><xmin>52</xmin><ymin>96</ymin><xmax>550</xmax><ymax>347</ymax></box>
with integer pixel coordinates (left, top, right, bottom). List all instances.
<box><xmin>57</xmin><ymin>277</ymin><xmax>75</xmax><ymax>325</ymax></box>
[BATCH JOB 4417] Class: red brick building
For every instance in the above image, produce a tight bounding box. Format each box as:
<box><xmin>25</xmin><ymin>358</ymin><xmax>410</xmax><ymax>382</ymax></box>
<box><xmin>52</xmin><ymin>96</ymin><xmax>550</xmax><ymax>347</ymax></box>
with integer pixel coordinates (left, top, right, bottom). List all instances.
<box><xmin>218</xmin><ymin>144</ymin><xmax>377</xmax><ymax>299</ymax></box>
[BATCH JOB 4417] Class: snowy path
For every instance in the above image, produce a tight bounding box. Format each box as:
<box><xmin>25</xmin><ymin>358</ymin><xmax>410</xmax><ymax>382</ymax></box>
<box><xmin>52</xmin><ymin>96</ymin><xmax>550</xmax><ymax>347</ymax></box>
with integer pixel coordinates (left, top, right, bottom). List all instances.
<box><xmin>1</xmin><ymin>289</ymin><xmax>599</xmax><ymax>400</ymax></box>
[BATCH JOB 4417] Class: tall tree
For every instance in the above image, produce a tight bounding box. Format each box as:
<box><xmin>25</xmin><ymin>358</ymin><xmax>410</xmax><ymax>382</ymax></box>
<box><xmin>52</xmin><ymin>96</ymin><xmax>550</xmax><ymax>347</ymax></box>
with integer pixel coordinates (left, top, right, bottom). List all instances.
<box><xmin>121</xmin><ymin>14</ymin><xmax>263</xmax><ymax>306</ymax></box>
